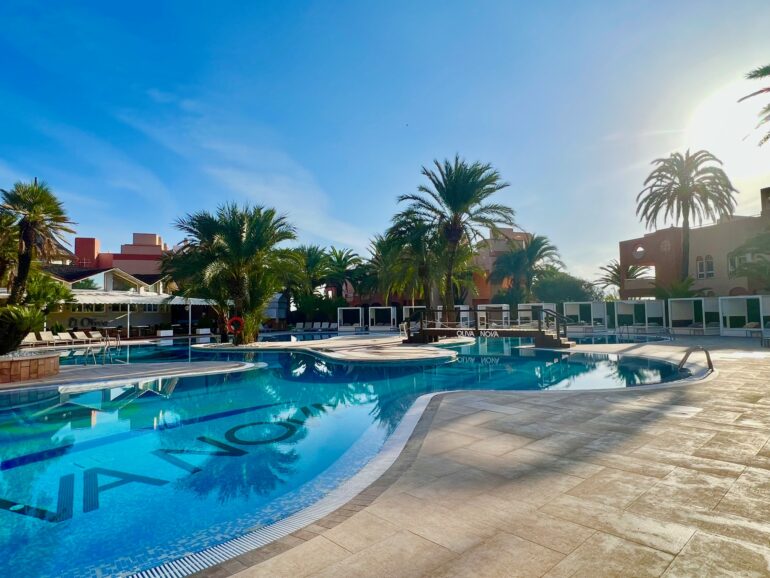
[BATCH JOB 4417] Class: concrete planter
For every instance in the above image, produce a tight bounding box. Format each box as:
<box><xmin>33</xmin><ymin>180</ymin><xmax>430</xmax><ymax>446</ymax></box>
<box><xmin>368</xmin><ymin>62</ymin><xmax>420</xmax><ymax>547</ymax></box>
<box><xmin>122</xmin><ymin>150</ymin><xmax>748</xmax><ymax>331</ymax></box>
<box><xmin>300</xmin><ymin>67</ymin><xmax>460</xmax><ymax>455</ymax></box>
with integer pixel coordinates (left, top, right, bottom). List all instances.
<box><xmin>156</xmin><ymin>329</ymin><xmax>174</xmax><ymax>337</ymax></box>
<box><xmin>195</xmin><ymin>328</ymin><xmax>211</xmax><ymax>335</ymax></box>
<box><xmin>0</xmin><ymin>351</ymin><xmax>60</xmax><ymax>385</ymax></box>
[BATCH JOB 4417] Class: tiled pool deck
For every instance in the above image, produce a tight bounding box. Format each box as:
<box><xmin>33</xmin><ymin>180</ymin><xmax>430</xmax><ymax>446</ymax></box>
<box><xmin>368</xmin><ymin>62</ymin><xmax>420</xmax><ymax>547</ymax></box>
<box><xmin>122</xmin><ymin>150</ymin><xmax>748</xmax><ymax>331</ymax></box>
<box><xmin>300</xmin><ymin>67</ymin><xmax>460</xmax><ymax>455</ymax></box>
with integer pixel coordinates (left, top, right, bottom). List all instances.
<box><xmin>193</xmin><ymin>336</ymin><xmax>770</xmax><ymax>577</ymax></box>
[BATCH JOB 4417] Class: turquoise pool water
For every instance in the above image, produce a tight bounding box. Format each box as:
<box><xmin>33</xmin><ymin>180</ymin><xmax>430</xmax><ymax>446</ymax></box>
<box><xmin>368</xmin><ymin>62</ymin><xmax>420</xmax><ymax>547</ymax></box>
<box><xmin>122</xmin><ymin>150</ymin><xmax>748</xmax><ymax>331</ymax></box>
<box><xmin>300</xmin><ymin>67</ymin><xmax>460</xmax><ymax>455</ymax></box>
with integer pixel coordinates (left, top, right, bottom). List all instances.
<box><xmin>0</xmin><ymin>340</ymin><xmax>684</xmax><ymax>577</ymax></box>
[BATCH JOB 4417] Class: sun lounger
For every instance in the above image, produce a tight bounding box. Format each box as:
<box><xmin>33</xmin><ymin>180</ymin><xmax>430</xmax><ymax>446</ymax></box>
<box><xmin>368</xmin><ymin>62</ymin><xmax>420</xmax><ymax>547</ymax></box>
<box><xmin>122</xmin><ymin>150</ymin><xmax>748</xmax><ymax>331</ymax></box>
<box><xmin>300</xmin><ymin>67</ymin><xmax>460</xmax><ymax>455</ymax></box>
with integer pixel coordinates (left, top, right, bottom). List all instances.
<box><xmin>21</xmin><ymin>332</ymin><xmax>41</xmax><ymax>347</ymax></box>
<box><xmin>329</xmin><ymin>323</ymin><xmax>338</xmax><ymax>331</ymax></box>
<box><xmin>38</xmin><ymin>331</ymin><xmax>57</xmax><ymax>346</ymax></box>
<box><xmin>73</xmin><ymin>331</ymin><xmax>97</xmax><ymax>344</ymax></box>
<box><xmin>320</xmin><ymin>322</ymin><xmax>330</xmax><ymax>331</ymax></box>
<box><xmin>311</xmin><ymin>322</ymin><xmax>322</xmax><ymax>331</ymax></box>
<box><xmin>89</xmin><ymin>331</ymin><xmax>104</xmax><ymax>341</ymax></box>
<box><xmin>294</xmin><ymin>322</ymin><xmax>305</xmax><ymax>332</ymax></box>
<box><xmin>54</xmin><ymin>333</ymin><xmax>74</xmax><ymax>345</ymax></box>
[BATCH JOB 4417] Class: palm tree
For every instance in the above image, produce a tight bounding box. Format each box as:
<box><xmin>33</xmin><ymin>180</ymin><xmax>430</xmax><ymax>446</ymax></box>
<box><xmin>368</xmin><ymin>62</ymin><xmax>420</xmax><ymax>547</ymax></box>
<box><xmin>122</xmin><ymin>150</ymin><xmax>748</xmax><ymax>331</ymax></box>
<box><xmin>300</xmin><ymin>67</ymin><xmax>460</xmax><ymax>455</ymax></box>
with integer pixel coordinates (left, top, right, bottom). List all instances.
<box><xmin>636</xmin><ymin>150</ymin><xmax>737</xmax><ymax>280</ymax></box>
<box><xmin>489</xmin><ymin>234</ymin><xmax>561</xmax><ymax>299</ymax></box>
<box><xmin>398</xmin><ymin>155</ymin><xmax>515</xmax><ymax>316</ymax></box>
<box><xmin>289</xmin><ymin>245</ymin><xmax>330</xmax><ymax>296</ymax></box>
<box><xmin>324</xmin><ymin>247</ymin><xmax>361</xmax><ymax>298</ymax></box>
<box><xmin>739</xmin><ymin>64</ymin><xmax>770</xmax><ymax>145</ymax></box>
<box><xmin>162</xmin><ymin>203</ymin><xmax>295</xmax><ymax>344</ymax></box>
<box><xmin>596</xmin><ymin>259</ymin><xmax>650</xmax><ymax>290</ymax></box>
<box><xmin>1</xmin><ymin>180</ymin><xmax>75</xmax><ymax>304</ymax></box>
<box><xmin>386</xmin><ymin>210</ymin><xmax>440</xmax><ymax>308</ymax></box>
<box><xmin>0</xmin><ymin>211</ymin><xmax>18</xmax><ymax>289</ymax></box>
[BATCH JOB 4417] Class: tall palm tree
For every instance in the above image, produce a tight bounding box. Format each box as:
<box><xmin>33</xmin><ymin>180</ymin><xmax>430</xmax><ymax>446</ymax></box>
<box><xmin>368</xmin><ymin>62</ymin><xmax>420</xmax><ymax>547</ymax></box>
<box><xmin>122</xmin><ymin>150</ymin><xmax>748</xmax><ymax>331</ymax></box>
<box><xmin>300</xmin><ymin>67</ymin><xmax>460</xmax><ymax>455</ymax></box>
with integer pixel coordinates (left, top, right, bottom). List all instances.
<box><xmin>163</xmin><ymin>203</ymin><xmax>295</xmax><ymax>344</ymax></box>
<box><xmin>489</xmin><ymin>234</ymin><xmax>561</xmax><ymax>300</ymax></box>
<box><xmin>739</xmin><ymin>64</ymin><xmax>770</xmax><ymax>145</ymax></box>
<box><xmin>0</xmin><ymin>211</ymin><xmax>18</xmax><ymax>289</ymax></box>
<box><xmin>353</xmin><ymin>235</ymin><xmax>399</xmax><ymax>300</ymax></box>
<box><xmin>596</xmin><ymin>259</ymin><xmax>650</xmax><ymax>290</ymax></box>
<box><xmin>1</xmin><ymin>180</ymin><xmax>75</xmax><ymax>304</ymax></box>
<box><xmin>325</xmin><ymin>247</ymin><xmax>361</xmax><ymax>297</ymax></box>
<box><xmin>398</xmin><ymin>155</ymin><xmax>515</xmax><ymax>316</ymax></box>
<box><xmin>636</xmin><ymin>150</ymin><xmax>737</xmax><ymax>280</ymax></box>
<box><xmin>386</xmin><ymin>210</ymin><xmax>440</xmax><ymax>308</ymax></box>
<box><xmin>289</xmin><ymin>245</ymin><xmax>330</xmax><ymax>296</ymax></box>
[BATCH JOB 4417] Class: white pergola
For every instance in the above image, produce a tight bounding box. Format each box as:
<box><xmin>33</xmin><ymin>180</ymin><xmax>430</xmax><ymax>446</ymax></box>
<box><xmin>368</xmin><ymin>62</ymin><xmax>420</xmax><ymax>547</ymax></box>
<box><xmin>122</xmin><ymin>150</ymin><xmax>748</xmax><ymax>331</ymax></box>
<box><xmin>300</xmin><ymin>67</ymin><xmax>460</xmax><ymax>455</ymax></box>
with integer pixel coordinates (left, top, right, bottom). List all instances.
<box><xmin>612</xmin><ymin>299</ymin><xmax>666</xmax><ymax>333</ymax></box>
<box><xmin>563</xmin><ymin>302</ymin><xmax>607</xmax><ymax>333</ymax></box>
<box><xmin>337</xmin><ymin>307</ymin><xmax>364</xmax><ymax>332</ymax></box>
<box><xmin>517</xmin><ymin>303</ymin><xmax>556</xmax><ymax>326</ymax></box>
<box><xmin>368</xmin><ymin>306</ymin><xmax>397</xmax><ymax>332</ymax></box>
<box><xmin>718</xmin><ymin>296</ymin><xmax>770</xmax><ymax>337</ymax></box>
<box><xmin>436</xmin><ymin>305</ymin><xmax>470</xmax><ymax>327</ymax></box>
<box><xmin>69</xmin><ymin>290</ymin><xmax>215</xmax><ymax>337</ymax></box>
<box><xmin>477</xmin><ymin>304</ymin><xmax>510</xmax><ymax>328</ymax></box>
<box><xmin>669</xmin><ymin>298</ymin><xmax>720</xmax><ymax>335</ymax></box>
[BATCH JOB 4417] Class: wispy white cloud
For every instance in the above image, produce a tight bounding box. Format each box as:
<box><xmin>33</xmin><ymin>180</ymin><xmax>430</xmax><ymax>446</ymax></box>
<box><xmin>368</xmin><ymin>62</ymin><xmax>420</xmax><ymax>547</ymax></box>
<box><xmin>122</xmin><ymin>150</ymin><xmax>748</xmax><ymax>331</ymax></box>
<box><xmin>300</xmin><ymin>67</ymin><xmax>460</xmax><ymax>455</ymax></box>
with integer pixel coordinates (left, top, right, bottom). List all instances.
<box><xmin>33</xmin><ymin>120</ymin><xmax>176</xmax><ymax>211</ymax></box>
<box><xmin>116</xmin><ymin>99</ymin><xmax>373</xmax><ymax>252</ymax></box>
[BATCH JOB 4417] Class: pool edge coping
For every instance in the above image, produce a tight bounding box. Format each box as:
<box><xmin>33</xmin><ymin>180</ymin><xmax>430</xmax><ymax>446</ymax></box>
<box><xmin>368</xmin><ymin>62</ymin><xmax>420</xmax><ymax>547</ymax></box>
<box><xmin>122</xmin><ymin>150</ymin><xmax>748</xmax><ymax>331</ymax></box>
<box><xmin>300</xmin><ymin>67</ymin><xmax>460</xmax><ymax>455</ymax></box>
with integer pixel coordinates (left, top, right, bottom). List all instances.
<box><xmin>131</xmin><ymin>352</ymin><xmax>714</xmax><ymax>578</ymax></box>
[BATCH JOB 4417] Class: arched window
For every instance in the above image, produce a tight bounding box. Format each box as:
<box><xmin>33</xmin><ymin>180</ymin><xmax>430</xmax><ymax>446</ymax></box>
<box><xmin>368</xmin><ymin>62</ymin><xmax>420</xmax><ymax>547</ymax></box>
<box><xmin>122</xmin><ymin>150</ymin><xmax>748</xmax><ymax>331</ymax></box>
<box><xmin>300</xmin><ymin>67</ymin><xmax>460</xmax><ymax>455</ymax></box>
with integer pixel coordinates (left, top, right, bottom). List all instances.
<box><xmin>705</xmin><ymin>255</ymin><xmax>715</xmax><ymax>278</ymax></box>
<box><xmin>696</xmin><ymin>256</ymin><xmax>705</xmax><ymax>279</ymax></box>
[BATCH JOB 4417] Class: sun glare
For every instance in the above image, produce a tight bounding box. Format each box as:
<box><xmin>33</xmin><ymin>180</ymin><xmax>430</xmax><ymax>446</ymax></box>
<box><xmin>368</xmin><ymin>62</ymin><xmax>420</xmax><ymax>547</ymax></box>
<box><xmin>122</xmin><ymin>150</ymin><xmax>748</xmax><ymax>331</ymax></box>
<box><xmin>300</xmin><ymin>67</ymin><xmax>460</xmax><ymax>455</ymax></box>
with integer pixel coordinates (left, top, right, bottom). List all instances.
<box><xmin>685</xmin><ymin>80</ymin><xmax>770</xmax><ymax>213</ymax></box>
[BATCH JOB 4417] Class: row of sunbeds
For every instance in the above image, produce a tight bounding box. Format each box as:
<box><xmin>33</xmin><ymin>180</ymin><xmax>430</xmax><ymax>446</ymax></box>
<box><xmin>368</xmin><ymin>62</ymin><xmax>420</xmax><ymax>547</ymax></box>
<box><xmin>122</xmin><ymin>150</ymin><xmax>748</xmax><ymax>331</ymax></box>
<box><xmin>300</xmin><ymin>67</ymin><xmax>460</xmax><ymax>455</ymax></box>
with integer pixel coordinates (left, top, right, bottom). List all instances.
<box><xmin>21</xmin><ymin>330</ymin><xmax>106</xmax><ymax>347</ymax></box>
<box><xmin>293</xmin><ymin>322</ymin><xmax>338</xmax><ymax>332</ymax></box>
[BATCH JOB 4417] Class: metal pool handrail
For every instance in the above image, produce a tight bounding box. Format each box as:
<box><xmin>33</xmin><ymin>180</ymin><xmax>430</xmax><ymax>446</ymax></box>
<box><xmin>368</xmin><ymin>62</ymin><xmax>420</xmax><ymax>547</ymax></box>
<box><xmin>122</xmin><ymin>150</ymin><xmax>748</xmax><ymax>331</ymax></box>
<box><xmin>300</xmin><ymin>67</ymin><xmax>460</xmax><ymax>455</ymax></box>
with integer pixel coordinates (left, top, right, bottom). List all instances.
<box><xmin>677</xmin><ymin>346</ymin><xmax>714</xmax><ymax>372</ymax></box>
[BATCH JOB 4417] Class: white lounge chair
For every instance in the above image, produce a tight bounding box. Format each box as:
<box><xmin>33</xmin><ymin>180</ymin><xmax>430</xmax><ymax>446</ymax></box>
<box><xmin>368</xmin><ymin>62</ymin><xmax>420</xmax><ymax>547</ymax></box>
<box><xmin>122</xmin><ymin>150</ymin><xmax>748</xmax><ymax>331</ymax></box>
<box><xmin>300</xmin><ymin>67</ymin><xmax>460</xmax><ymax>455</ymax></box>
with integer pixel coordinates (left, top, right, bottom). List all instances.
<box><xmin>320</xmin><ymin>322</ymin><xmax>330</xmax><ymax>331</ymax></box>
<box><xmin>54</xmin><ymin>333</ymin><xmax>73</xmax><ymax>345</ymax></box>
<box><xmin>73</xmin><ymin>331</ymin><xmax>96</xmax><ymax>344</ymax></box>
<box><xmin>38</xmin><ymin>331</ymin><xmax>57</xmax><ymax>346</ymax></box>
<box><xmin>329</xmin><ymin>323</ymin><xmax>338</xmax><ymax>331</ymax></box>
<box><xmin>311</xmin><ymin>322</ymin><xmax>322</xmax><ymax>331</ymax></box>
<box><xmin>294</xmin><ymin>322</ymin><xmax>305</xmax><ymax>332</ymax></box>
<box><xmin>21</xmin><ymin>333</ymin><xmax>41</xmax><ymax>347</ymax></box>
<box><xmin>89</xmin><ymin>331</ymin><xmax>105</xmax><ymax>341</ymax></box>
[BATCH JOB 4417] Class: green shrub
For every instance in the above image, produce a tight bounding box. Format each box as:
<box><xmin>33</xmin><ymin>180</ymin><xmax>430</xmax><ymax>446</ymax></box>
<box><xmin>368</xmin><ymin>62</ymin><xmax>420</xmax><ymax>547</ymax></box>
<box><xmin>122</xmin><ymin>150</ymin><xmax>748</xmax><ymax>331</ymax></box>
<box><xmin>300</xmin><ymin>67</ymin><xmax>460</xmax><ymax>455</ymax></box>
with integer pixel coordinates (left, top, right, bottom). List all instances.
<box><xmin>0</xmin><ymin>306</ymin><xmax>45</xmax><ymax>355</ymax></box>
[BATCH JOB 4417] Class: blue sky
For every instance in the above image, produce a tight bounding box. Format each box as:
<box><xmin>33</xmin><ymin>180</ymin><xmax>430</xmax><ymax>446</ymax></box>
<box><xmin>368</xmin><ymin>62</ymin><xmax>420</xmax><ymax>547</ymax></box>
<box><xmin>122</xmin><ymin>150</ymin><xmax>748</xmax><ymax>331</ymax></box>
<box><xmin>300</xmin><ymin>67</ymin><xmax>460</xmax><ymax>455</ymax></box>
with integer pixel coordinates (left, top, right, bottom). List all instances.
<box><xmin>1</xmin><ymin>1</ymin><xmax>769</xmax><ymax>279</ymax></box>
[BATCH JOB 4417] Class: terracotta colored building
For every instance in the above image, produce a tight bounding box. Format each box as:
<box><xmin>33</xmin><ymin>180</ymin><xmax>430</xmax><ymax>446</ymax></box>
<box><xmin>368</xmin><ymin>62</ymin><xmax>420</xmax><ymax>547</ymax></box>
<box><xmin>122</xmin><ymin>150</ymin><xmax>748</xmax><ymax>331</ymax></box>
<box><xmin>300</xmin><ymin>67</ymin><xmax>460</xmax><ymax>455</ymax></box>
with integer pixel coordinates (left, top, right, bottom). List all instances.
<box><xmin>74</xmin><ymin>233</ymin><xmax>169</xmax><ymax>276</ymax></box>
<box><xmin>469</xmin><ymin>228</ymin><xmax>531</xmax><ymax>306</ymax></box>
<box><xmin>618</xmin><ymin>187</ymin><xmax>770</xmax><ymax>298</ymax></box>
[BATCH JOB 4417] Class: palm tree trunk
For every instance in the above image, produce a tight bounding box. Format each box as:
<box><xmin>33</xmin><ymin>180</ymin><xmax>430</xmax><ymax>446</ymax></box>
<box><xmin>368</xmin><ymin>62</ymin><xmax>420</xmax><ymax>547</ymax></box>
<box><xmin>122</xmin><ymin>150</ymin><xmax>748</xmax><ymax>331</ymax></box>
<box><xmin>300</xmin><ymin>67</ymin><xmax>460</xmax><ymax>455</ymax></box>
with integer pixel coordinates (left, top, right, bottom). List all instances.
<box><xmin>681</xmin><ymin>213</ymin><xmax>690</xmax><ymax>280</ymax></box>
<box><xmin>421</xmin><ymin>279</ymin><xmax>431</xmax><ymax>310</ymax></box>
<box><xmin>443</xmin><ymin>241</ymin><xmax>457</xmax><ymax>322</ymax></box>
<box><xmin>8</xmin><ymin>226</ymin><xmax>33</xmax><ymax>305</ymax></box>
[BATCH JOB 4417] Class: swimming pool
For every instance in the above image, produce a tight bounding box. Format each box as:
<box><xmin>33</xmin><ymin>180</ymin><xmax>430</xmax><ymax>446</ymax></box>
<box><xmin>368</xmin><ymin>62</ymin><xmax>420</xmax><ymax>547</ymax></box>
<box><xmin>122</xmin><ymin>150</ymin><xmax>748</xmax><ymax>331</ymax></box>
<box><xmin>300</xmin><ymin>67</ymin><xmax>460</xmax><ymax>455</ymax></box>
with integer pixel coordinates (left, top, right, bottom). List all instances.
<box><xmin>0</xmin><ymin>342</ymin><xmax>685</xmax><ymax>577</ymax></box>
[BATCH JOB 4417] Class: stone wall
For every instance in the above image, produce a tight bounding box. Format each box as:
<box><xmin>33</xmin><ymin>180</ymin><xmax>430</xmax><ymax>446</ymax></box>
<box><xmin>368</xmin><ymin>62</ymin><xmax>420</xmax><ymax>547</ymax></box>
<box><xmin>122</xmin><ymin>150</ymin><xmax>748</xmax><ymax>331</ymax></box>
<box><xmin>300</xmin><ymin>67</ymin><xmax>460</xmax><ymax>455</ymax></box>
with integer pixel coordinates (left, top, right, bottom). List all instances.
<box><xmin>0</xmin><ymin>353</ymin><xmax>60</xmax><ymax>384</ymax></box>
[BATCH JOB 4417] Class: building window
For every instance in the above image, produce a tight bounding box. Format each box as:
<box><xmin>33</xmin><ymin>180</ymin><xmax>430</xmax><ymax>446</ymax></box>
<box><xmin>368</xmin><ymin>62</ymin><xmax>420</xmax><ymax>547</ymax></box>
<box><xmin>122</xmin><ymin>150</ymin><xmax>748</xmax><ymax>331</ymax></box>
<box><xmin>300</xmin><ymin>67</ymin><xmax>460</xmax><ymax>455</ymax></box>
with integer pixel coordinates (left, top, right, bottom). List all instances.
<box><xmin>705</xmin><ymin>255</ymin><xmax>715</xmax><ymax>278</ymax></box>
<box><xmin>144</xmin><ymin>304</ymin><xmax>159</xmax><ymax>313</ymax></box>
<box><xmin>729</xmin><ymin>254</ymin><xmax>750</xmax><ymax>274</ymax></box>
<box><xmin>696</xmin><ymin>256</ymin><xmax>705</xmax><ymax>279</ymax></box>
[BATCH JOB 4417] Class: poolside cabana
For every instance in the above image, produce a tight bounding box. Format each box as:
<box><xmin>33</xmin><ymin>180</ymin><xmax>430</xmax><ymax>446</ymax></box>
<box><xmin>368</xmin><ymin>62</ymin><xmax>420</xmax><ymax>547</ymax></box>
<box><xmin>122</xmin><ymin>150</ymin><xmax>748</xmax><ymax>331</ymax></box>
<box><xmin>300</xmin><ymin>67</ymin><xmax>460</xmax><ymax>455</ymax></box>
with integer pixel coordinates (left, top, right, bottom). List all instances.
<box><xmin>563</xmin><ymin>302</ymin><xmax>607</xmax><ymax>333</ymax></box>
<box><xmin>517</xmin><ymin>303</ymin><xmax>556</xmax><ymax>326</ymax></box>
<box><xmin>368</xmin><ymin>306</ymin><xmax>397</xmax><ymax>332</ymax></box>
<box><xmin>477</xmin><ymin>304</ymin><xmax>510</xmax><ymax>328</ymax></box>
<box><xmin>337</xmin><ymin>307</ymin><xmax>364</xmax><ymax>332</ymax></box>
<box><xmin>668</xmin><ymin>298</ymin><xmax>720</xmax><ymax>335</ymax></box>
<box><xmin>403</xmin><ymin>305</ymin><xmax>426</xmax><ymax>330</ymax></box>
<box><xmin>718</xmin><ymin>296</ymin><xmax>770</xmax><ymax>337</ymax></box>
<box><xmin>436</xmin><ymin>305</ymin><xmax>470</xmax><ymax>327</ymax></box>
<box><xmin>613</xmin><ymin>300</ymin><xmax>666</xmax><ymax>333</ymax></box>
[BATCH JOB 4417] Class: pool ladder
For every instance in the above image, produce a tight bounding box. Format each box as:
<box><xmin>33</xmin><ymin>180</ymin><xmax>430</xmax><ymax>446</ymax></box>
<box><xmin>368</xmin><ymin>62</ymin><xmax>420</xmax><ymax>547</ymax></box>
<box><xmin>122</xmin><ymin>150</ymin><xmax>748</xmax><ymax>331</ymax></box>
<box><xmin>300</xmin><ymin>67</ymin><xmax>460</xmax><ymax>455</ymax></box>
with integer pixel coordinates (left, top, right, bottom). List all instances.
<box><xmin>678</xmin><ymin>346</ymin><xmax>714</xmax><ymax>373</ymax></box>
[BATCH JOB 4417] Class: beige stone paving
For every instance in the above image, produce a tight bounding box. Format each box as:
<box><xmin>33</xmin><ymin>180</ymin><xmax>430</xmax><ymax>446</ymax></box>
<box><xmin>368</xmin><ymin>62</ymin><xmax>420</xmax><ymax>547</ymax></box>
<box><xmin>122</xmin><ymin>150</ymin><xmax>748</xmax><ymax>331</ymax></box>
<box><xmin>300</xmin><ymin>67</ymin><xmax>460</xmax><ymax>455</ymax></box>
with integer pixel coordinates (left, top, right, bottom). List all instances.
<box><xmin>199</xmin><ymin>337</ymin><xmax>770</xmax><ymax>577</ymax></box>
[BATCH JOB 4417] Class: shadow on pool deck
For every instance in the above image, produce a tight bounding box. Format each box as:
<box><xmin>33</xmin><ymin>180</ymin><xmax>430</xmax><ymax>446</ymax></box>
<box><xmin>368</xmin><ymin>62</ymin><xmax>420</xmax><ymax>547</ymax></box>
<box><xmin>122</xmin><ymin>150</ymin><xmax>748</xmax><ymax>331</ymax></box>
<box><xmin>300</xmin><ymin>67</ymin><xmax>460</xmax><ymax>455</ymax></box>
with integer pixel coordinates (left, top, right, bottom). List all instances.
<box><xmin>191</xmin><ymin>337</ymin><xmax>770</xmax><ymax>577</ymax></box>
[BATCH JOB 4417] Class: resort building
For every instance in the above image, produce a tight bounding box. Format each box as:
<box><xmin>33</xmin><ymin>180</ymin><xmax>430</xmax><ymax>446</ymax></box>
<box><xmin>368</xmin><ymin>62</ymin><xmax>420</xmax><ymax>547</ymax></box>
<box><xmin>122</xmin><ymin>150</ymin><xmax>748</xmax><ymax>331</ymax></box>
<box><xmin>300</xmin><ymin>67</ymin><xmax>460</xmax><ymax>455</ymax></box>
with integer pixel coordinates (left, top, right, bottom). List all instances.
<box><xmin>469</xmin><ymin>227</ymin><xmax>531</xmax><ymax>306</ymax></box>
<box><xmin>74</xmin><ymin>232</ymin><xmax>168</xmax><ymax>276</ymax></box>
<box><xmin>618</xmin><ymin>186</ymin><xmax>770</xmax><ymax>298</ymax></box>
